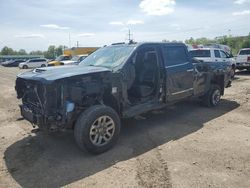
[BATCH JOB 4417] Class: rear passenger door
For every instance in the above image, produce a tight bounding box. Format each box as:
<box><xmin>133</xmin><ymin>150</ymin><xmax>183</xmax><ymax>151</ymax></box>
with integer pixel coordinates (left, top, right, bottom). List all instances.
<box><xmin>28</xmin><ymin>60</ymin><xmax>36</xmax><ymax>68</ymax></box>
<box><xmin>162</xmin><ymin>45</ymin><xmax>194</xmax><ymax>101</ymax></box>
<box><xmin>214</xmin><ymin>50</ymin><xmax>221</xmax><ymax>62</ymax></box>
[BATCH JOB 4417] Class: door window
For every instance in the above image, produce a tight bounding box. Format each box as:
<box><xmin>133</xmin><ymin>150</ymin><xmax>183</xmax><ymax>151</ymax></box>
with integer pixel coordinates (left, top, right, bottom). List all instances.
<box><xmin>28</xmin><ymin>60</ymin><xmax>36</xmax><ymax>63</ymax></box>
<box><xmin>214</xmin><ymin>50</ymin><xmax>221</xmax><ymax>58</ymax></box>
<box><xmin>220</xmin><ymin>50</ymin><xmax>227</xmax><ymax>58</ymax></box>
<box><xmin>63</xmin><ymin>56</ymin><xmax>71</xmax><ymax>60</ymax></box>
<box><xmin>163</xmin><ymin>46</ymin><xmax>188</xmax><ymax>66</ymax></box>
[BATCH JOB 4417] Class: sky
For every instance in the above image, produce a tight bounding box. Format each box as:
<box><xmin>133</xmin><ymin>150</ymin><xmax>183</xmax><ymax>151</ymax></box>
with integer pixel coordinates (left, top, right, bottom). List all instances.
<box><xmin>0</xmin><ymin>0</ymin><xmax>250</xmax><ymax>52</ymax></box>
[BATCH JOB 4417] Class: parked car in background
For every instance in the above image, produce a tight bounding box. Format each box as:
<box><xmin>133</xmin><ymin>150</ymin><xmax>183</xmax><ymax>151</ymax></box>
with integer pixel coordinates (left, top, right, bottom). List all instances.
<box><xmin>189</xmin><ymin>48</ymin><xmax>236</xmax><ymax>77</ymax></box>
<box><xmin>235</xmin><ymin>48</ymin><xmax>250</xmax><ymax>71</ymax></box>
<box><xmin>19</xmin><ymin>58</ymin><xmax>47</xmax><ymax>69</ymax></box>
<box><xmin>2</xmin><ymin>59</ymin><xmax>25</xmax><ymax>67</ymax></box>
<box><xmin>48</xmin><ymin>55</ymin><xmax>72</xmax><ymax>66</ymax></box>
<box><xmin>60</xmin><ymin>54</ymin><xmax>88</xmax><ymax>65</ymax></box>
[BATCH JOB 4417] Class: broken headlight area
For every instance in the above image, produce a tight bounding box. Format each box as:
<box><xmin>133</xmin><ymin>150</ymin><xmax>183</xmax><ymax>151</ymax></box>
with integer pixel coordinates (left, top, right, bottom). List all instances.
<box><xmin>16</xmin><ymin>78</ymin><xmax>69</xmax><ymax>130</ymax></box>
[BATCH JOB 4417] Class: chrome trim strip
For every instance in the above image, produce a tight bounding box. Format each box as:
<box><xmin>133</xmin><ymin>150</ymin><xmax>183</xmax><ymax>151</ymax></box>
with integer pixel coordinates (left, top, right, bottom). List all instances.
<box><xmin>187</xmin><ymin>69</ymin><xmax>194</xmax><ymax>72</ymax></box>
<box><xmin>171</xmin><ymin>88</ymin><xmax>194</xmax><ymax>95</ymax></box>
<box><xmin>166</xmin><ymin>62</ymin><xmax>189</xmax><ymax>68</ymax></box>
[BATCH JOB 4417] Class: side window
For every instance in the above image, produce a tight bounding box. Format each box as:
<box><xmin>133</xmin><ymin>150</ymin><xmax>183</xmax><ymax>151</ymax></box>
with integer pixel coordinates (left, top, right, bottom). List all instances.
<box><xmin>162</xmin><ymin>46</ymin><xmax>188</xmax><ymax>66</ymax></box>
<box><xmin>220</xmin><ymin>50</ymin><xmax>227</xmax><ymax>58</ymax></box>
<box><xmin>63</xmin><ymin>56</ymin><xmax>70</xmax><ymax>60</ymax></box>
<box><xmin>80</xmin><ymin>56</ymin><xmax>86</xmax><ymax>61</ymax></box>
<box><xmin>38</xmin><ymin>59</ymin><xmax>45</xmax><ymax>62</ymax></box>
<box><xmin>214</xmin><ymin>50</ymin><xmax>220</xmax><ymax>58</ymax></box>
<box><xmin>134</xmin><ymin>46</ymin><xmax>158</xmax><ymax>73</ymax></box>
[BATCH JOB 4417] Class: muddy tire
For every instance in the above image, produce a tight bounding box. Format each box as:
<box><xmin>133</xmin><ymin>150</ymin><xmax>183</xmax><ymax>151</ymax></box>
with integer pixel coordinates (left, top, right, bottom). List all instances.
<box><xmin>74</xmin><ymin>105</ymin><xmax>121</xmax><ymax>154</ymax></box>
<box><xmin>202</xmin><ymin>84</ymin><xmax>221</xmax><ymax>107</ymax></box>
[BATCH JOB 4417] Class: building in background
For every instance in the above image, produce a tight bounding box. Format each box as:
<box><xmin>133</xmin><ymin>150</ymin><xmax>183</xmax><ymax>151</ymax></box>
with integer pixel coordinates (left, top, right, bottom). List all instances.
<box><xmin>63</xmin><ymin>47</ymin><xmax>99</xmax><ymax>56</ymax></box>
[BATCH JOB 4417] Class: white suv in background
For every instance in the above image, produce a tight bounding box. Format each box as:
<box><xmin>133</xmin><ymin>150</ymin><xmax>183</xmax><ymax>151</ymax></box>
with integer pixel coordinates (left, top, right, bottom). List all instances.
<box><xmin>189</xmin><ymin>48</ymin><xmax>236</xmax><ymax>77</ymax></box>
<box><xmin>236</xmin><ymin>48</ymin><xmax>250</xmax><ymax>71</ymax></box>
<box><xmin>19</xmin><ymin>58</ymin><xmax>47</xmax><ymax>69</ymax></box>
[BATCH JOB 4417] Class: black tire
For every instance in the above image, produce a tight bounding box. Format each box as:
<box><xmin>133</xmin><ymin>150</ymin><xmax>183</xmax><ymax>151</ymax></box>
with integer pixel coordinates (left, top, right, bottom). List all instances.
<box><xmin>202</xmin><ymin>84</ymin><xmax>221</xmax><ymax>107</ymax></box>
<box><xmin>41</xmin><ymin>64</ymin><xmax>46</xmax><ymax>67</ymax></box>
<box><xmin>231</xmin><ymin>67</ymin><xmax>236</xmax><ymax>78</ymax></box>
<box><xmin>23</xmin><ymin>65</ymin><xmax>28</xmax><ymax>69</ymax></box>
<box><xmin>74</xmin><ymin>105</ymin><xmax>121</xmax><ymax>154</ymax></box>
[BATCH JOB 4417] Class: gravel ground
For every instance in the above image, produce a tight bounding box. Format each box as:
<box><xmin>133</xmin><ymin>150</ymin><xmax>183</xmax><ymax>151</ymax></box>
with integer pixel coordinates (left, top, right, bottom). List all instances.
<box><xmin>0</xmin><ymin>66</ymin><xmax>249</xmax><ymax>188</ymax></box>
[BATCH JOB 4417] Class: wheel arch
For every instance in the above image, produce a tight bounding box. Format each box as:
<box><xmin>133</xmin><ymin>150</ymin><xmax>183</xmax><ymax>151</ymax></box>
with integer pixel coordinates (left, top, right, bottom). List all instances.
<box><xmin>102</xmin><ymin>93</ymin><xmax>121</xmax><ymax>116</ymax></box>
<box><xmin>211</xmin><ymin>75</ymin><xmax>225</xmax><ymax>95</ymax></box>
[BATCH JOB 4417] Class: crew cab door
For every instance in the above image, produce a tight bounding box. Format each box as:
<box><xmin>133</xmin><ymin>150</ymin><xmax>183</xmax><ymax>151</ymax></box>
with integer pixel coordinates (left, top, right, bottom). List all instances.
<box><xmin>162</xmin><ymin>44</ymin><xmax>194</xmax><ymax>101</ymax></box>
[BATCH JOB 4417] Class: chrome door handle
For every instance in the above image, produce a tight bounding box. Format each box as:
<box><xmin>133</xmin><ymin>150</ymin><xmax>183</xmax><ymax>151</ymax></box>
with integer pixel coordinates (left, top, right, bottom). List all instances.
<box><xmin>187</xmin><ymin>69</ymin><xmax>194</xmax><ymax>72</ymax></box>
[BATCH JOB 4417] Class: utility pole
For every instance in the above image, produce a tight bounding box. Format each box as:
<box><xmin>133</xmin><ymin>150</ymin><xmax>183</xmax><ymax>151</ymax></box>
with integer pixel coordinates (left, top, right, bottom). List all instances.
<box><xmin>128</xmin><ymin>29</ymin><xmax>131</xmax><ymax>41</ymax></box>
<box><xmin>76</xmin><ymin>41</ymin><xmax>79</xmax><ymax>47</ymax></box>
<box><xmin>126</xmin><ymin>29</ymin><xmax>133</xmax><ymax>43</ymax></box>
<box><xmin>228</xmin><ymin>29</ymin><xmax>232</xmax><ymax>37</ymax></box>
<box><xmin>69</xmin><ymin>32</ymin><xmax>71</xmax><ymax>48</ymax></box>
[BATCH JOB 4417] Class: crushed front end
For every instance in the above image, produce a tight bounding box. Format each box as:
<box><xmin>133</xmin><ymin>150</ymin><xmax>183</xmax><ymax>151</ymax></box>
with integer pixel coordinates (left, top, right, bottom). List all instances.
<box><xmin>15</xmin><ymin>66</ymin><xmax>113</xmax><ymax>131</ymax></box>
<box><xmin>15</xmin><ymin>78</ymin><xmax>67</xmax><ymax>130</ymax></box>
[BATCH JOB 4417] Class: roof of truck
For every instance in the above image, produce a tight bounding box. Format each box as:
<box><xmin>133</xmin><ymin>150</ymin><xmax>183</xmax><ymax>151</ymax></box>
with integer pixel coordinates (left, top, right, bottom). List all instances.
<box><xmin>110</xmin><ymin>42</ymin><xmax>186</xmax><ymax>48</ymax></box>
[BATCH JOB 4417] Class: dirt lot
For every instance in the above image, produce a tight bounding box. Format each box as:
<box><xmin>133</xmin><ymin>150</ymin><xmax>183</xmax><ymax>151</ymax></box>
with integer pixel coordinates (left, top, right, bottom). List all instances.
<box><xmin>0</xmin><ymin>66</ymin><xmax>249</xmax><ymax>188</ymax></box>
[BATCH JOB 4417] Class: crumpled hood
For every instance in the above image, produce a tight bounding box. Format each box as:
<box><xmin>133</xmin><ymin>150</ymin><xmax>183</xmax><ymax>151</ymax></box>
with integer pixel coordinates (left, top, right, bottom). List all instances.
<box><xmin>17</xmin><ymin>65</ymin><xmax>111</xmax><ymax>84</ymax></box>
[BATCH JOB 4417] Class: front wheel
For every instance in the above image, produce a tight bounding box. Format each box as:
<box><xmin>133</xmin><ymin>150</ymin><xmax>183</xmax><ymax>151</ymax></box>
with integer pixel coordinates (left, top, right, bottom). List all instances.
<box><xmin>23</xmin><ymin>65</ymin><xmax>28</xmax><ymax>69</ymax></box>
<box><xmin>74</xmin><ymin>105</ymin><xmax>121</xmax><ymax>154</ymax></box>
<box><xmin>202</xmin><ymin>84</ymin><xmax>221</xmax><ymax>107</ymax></box>
<box><xmin>41</xmin><ymin>64</ymin><xmax>46</xmax><ymax>67</ymax></box>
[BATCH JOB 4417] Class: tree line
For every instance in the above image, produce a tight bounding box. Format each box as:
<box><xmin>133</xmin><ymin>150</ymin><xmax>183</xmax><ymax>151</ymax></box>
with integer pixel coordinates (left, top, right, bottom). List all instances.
<box><xmin>0</xmin><ymin>45</ymin><xmax>65</xmax><ymax>59</ymax></box>
<box><xmin>185</xmin><ymin>33</ymin><xmax>250</xmax><ymax>55</ymax></box>
<box><xmin>1</xmin><ymin>33</ymin><xmax>250</xmax><ymax>58</ymax></box>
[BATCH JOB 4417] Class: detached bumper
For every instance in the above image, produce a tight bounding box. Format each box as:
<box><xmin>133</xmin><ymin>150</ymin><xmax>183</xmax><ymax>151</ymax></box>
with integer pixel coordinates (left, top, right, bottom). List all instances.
<box><xmin>20</xmin><ymin>104</ymin><xmax>44</xmax><ymax>127</ymax></box>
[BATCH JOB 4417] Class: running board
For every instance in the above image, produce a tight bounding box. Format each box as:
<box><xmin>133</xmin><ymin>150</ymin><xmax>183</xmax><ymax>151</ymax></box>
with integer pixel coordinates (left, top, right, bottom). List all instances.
<box><xmin>123</xmin><ymin>101</ymin><xmax>166</xmax><ymax>118</ymax></box>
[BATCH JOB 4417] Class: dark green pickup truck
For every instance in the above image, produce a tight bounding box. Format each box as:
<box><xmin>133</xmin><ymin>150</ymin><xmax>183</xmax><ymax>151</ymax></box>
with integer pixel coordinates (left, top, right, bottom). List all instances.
<box><xmin>15</xmin><ymin>42</ymin><xmax>232</xmax><ymax>154</ymax></box>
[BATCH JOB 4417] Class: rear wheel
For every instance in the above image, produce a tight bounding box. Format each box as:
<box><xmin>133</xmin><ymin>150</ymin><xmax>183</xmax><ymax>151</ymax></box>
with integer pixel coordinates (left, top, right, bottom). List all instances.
<box><xmin>202</xmin><ymin>84</ymin><xmax>221</xmax><ymax>107</ymax></box>
<box><xmin>74</xmin><ymin>105</ymin><xmax>121</xmax><ymax>154</ymax></box>
<box><xmin>41</xmin><ymin>64</ymin><xmax>46</xmax><ymax>67</ymax></box>
<box><xmin>23</xmin><ymin>65</ymin><xmax>28</xmax><ymax>69</ymax></box>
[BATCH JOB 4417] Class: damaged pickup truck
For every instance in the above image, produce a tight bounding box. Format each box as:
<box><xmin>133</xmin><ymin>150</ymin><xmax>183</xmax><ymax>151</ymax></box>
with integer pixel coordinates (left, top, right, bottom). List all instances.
<box><xmin>15</xmin><ymin>42</ymin><xmax>232</xmax><ymax>154</ymax></box>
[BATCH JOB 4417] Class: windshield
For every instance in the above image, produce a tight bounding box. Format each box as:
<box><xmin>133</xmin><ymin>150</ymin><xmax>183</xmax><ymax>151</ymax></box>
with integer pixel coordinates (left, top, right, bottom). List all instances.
<box><xmin>79</xmin><ymin>45</ymin><xmax>135</xmax><ymax>68</ymax></box>
<box><xmin>189</xmin><ymin>50</ymin><xmax>211</xmax><ymax>58</ymax></box>
<box><xmin>239</xmin><ymin>50</ymin><xmax>250</xmax><ymax>55</ymax></box>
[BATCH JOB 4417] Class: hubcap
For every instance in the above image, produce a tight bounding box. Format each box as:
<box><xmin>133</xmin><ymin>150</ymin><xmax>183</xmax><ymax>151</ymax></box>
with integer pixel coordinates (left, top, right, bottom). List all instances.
<box><xmin>212</xmin><ymin>89</ymin><xmax>221</xmax><ymax>105</ymax></box>
<box><xmin>89</xmin><ymin>116</ymin><xmax>115</xmax><ymax>146</ymax></box>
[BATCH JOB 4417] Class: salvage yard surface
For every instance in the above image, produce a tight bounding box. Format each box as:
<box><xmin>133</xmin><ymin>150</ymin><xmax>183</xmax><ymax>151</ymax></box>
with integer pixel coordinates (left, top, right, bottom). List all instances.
<box><xmin>0</xmin><ymin>66</ymin><xmax>249</xmax><ymax>188</ymax></box>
